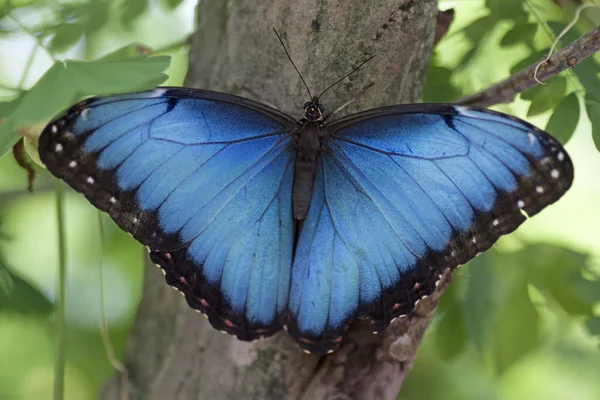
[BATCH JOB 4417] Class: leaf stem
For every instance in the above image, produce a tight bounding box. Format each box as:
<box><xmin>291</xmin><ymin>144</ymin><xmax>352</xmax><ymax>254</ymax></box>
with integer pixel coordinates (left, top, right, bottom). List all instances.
<box><xmin>53</xmin><ymin>181</ymin><xmax>67</xmax><ymax>400</ymax></box>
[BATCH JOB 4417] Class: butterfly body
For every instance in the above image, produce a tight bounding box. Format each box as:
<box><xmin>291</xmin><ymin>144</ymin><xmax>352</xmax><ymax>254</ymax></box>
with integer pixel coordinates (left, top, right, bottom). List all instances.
<box><xmin>293</xmin><ymin>97</ymin><xmax>325</xmax><ymax>219</ymax></box>
<box><xmin>38</xmin><ymin>87</ymin><xmax>573</xmax><ymax>354</ymax></box>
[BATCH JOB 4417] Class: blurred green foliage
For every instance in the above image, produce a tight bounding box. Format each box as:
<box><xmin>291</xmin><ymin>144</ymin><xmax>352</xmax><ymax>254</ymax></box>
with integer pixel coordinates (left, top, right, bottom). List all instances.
<box><xmin>0</xmin><ymin>0</ymin><xmax>193</xmax><ymax>399</ymax></box>
<box><xmin>0</xmin><ymin>0</ymin><xmax>598</xmax><ymax>400</ymax></box>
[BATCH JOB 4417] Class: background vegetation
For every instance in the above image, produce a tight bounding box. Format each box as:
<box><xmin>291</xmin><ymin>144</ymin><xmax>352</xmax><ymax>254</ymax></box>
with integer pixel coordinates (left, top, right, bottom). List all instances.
<box><xmin>0</xmin><ymin>0</ymin><xmax>598</xmax><ymax>399</ymax></box>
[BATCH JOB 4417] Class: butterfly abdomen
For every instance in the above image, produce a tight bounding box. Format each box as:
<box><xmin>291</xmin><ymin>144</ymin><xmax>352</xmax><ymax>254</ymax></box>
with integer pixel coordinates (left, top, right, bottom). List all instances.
<box><xmin>292</xmin><ymin>121</ymin><xmax>322</xmax><ymax>220</ymax></box>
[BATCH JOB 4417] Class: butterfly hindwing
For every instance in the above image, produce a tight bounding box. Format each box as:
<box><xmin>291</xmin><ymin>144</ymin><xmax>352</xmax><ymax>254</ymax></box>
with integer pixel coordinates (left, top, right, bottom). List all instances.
<box><xmin>286</xmin><ymin>104</ymin><xmax>573</xmax><ymax>353</ymax></box>
<box><xmin>39</xmin><ymin>88</ymin><xmax>298</xmax><ymax>340</ymax></box>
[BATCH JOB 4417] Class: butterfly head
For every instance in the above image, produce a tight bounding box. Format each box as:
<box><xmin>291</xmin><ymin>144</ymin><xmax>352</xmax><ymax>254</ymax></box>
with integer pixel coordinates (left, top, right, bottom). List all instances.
<box><xmin>303</xmin><ymin>97</ymin><xmax>324</xmax><ymax>122</ymax></box>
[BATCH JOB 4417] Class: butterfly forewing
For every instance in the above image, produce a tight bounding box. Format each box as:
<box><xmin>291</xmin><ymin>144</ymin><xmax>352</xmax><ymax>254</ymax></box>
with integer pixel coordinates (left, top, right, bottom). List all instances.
<box><xmin>39</xmin><ymin>88</ymin><xmax>299</xmax><ymax>340</ymax></box>
<box><xmin>285</xmin><ymin>104</ymin><xmax>572</xmax><ymax>353</ymax></box>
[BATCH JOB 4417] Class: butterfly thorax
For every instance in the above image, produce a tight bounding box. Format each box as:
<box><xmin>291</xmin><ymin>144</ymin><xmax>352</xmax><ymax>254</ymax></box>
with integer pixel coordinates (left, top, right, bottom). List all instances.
<box><xmin>292</xmin><ymin>98</ymin><xmax>325</xmax><ymax>220</ymax></box>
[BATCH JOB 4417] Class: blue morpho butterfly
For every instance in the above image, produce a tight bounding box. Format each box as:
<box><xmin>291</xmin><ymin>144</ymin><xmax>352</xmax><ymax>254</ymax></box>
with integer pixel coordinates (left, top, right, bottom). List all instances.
<box><xmin>38</xmin><ymin>51</ymin><xmax>573</xmax><ymax>355</ymax></box>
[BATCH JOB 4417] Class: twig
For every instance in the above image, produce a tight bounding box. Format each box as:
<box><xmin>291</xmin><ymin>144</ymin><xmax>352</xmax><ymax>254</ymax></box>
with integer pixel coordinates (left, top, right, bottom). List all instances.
<box><xmin>455</xmin><ymin>26</ymin><xmax>600</xmax><ymax>108</ymax></box>
<box><xmin>533</xmin><ymin>3</ymin><xmax>597</xmax><ymax>84</ymax></box>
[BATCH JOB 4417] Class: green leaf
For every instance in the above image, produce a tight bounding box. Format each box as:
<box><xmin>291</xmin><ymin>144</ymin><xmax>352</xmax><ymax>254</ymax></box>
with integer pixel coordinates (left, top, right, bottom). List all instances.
<box><xmin>79</xmin><ymin>1</ymin><xmax>110</xmax><ymax>34</ymax></box>
<box><xmin>10</xmin><ymin>63</ymin><xmax>76</xmax><ymax>126</ymax></box>
<box><xmin>0</xmin><ymin>96</ymin><xmax>24</xmax><ymax>119</ymax></box>
<box><xmin>522</xmin><ymin>76</ymin><xmax>567</xmax><ymax>117</ymax></box>
<box><xmin>586</xmin><ymin>95</ymin><xmax>600</xmax><ymax>152</ymax></box>
<box><xmin>463</xmin><ymin>16</ymin><xmax>494</xmax><ymax>42</ymax></box>
<box><xmin>463</xmin><ymin>254</ymin><xmax>496</xmax><ymax>352</ymax></box>
<box><xmin>491</xmin><ymin>283</ymin><xmax>539</xmax><ymax>374</ymax></box>
<box><xmin>500</xmin><ymin>23</ymin><xmax>538</xmax><ymax>47</ymax></box>
<box><xmin>546</xmin><ymin>92</ymin><xmax>579</xmax><ymax>144</ymax></box>
<box><xmin>0</xmin><ymin>118</ymin><xmax>19</xmax><ymax>158</ymax></box>
<box><xmin>48</xmin><ymin>23</ymin><xmax>83</xmax><ymax>53</ymax></box>
<box><xmin>0</xmin><ymin>261</ymin><xmax>53</xmax><ymax>315</ymax></box>
<box><xmin>98</xmin><ymin>44</ymin><xmax>153</xmax><ymax>61</ymax></box>
<box><xmin>573</xmin><ymin>278</ymin><xmax>600</xmax><ymax>305</ymax></box>
<box><xmin>435</xmin><ymin>305</ymin><xmax>468</xmax><ymax>360</ymax></box>
<box><xmin>422</xmin><ymin>65</ymin><xmax>463</xmax><ymax>102</ymax></box>
<box><xmin>66</xmin><ymin>55</ymin><xmax>171</xmax><ymax>95</ymax></box>
<box><xmin>163</xmin><ymin>0</ymin><xmax>185</xmax><ymax>9</ymax></box>
<box><xmin>524</xmin><ymin>245</ymin><xmax>593</xmax><ymax>316</ymax></box>
<box><xmin>121</xmin><ymin>0</ymin><xmax>149</xmax><ymax>28</ymax></box>
<box><xmin>586</xmin><ymin>317</ymin><xmax>600</xmax><ymax>336</ymax></box>
<box><xmin>486</xmin><ymin>0</ymin><xmax>527</xmax><ymax>22</ymax></box>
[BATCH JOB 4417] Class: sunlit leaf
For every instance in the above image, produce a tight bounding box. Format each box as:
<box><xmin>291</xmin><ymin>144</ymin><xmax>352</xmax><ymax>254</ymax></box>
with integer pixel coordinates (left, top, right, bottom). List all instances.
<box><xmin>491</xmin><ymin>283</ymin><xmax>539</xmax><ymax>374</ymax></box>
<box><xmin>10</xmin><ymin>63</ymin><xmax>76</xmax><ymax>126</ymax></box>
<box><xmin>546</xmin><ymin>92</ymin><xmax>579</xmax><ymax>144</ymax></box>
<box><xmin>66</xmin><ymin>55</ymin><xmax>170</xmax><ymax>94</ymax></box>
<box><xmin>522</xmin><ymin>76</ymin><xmax>567</xmax><ymax>117</ymax></box>
<box><xmin>500</xmin><ymin>23</ymin><xmax>538</xmax><ymax>47</ymax></box>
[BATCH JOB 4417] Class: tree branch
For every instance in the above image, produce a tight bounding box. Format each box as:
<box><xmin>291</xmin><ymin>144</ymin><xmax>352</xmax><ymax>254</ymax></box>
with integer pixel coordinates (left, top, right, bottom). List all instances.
<box><xmin>456</xmin><ymin>26</ymin><xmax>600</xmax><ymax>108</ymax></box>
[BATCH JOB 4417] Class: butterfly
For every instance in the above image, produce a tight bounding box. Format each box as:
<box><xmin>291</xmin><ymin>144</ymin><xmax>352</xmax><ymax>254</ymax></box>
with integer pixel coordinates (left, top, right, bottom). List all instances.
<box><xmin>38</xmin><ymin>86</ymin><xmax>573</xmax><ymax>354</ymax></box>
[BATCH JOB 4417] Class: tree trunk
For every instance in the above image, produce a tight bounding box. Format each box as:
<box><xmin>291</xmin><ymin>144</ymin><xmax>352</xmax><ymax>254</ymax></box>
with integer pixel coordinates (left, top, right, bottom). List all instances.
<box><xmin>102</xmin><ymin>0</ymin><xmax>439</xmax><ymax>399</ymax></box>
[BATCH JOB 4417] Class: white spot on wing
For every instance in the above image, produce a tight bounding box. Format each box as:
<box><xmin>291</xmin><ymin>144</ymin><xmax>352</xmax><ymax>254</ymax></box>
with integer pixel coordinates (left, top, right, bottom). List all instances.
<box><xmin>51</xmin><ymin>125</ymin><xmax>57</xmax><ymax>133</ymax></box>
<box><xmin>133</xmin><ymin>217</ymin><xmax>139</xmax><ymax>224</ymax></box>
<box><xmin>54</xmin><ymin>143</ymin><xmax>63</xmax><ymax>152</ymax></box>
<box><xmin>558</xmin><ymin>152</ymin><xmax>565</xmax><ymax>161</ymax></box>
<box><xmin>86</xmin><ymin>176</ymin><xmax>94</xmax><ymax>184</ymax></box>
<box><xmin>528</xmin><ymin>132</ymin><xmax>536</xmax><ymax>145</ymax></box>
<box><xmin>536</xmin><ymin>186</ymin><xmax>544</xmax><ymax>194</ymax></box>
<box><xmin>81</xmin><ymin>108</ymin><xmax>89</xmax><ymax>120</ymax></box>
<box><xmin>150</xmin><ymin>88</ymin><xmax>167</xmax><ymax>97</ymax></box>
<box><xmin>110</xmin><ymin>197</ymin><xmax>117</xmax><ymax>204</ymax></box>
<box><xmin>472</xmin><ymin>237</ymin><xmax>477</xmax><ymax>244</ymax></box>
<box><xmin>453</xmin><ymin>105</ymin><xmax>478</xmax><ymax>117</ymax></box>
<box><xmin>517</xmin><ymin>200</ymin><xmax>525</xmax><ymax>208</ymax></box>
<box><xmin>551</xmin><ymin>169</ymin><xmax>559</xmax><ymax>179</ymax></box>
<box><xmin>68</xmin><ymin>161</ymin><xmax>77</xmax><ymax>168</ymax></box>
<box><xmin>493</xmin><ymin>219</ymin><xmax>499</xmax><ymax>226</ymax></box>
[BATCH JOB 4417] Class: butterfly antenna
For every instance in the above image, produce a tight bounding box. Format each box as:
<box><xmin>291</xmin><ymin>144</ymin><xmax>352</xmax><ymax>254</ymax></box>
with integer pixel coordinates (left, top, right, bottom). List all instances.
<box><xmin>318</xmin><ymin>55</ymin><xmax>376</xmax><ymax>99</ymax></box>
<box><xmin>273</xmin><ymin>28</ymin><xmax>313</xmax><ymax>99</ymax></box>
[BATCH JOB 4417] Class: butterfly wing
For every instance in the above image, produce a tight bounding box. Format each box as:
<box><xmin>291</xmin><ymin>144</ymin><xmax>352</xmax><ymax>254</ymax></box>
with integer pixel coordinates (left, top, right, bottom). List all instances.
<box><xmin>287</xmin><ymin>104</ymin><xmax>573</xmax><ymax>353</ymax></box>
<box><xmin>39</xmin><ymin>87</ymin><xmax>297</xmax><ymax>340</ymax></box>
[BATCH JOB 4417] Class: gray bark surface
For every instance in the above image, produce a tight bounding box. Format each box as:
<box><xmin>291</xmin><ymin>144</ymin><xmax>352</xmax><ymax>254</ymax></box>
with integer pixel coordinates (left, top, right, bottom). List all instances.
<box><xmin>102</xmin><ymin>1</ymin><xmax>438</xmax><ymax>399</ymax></box>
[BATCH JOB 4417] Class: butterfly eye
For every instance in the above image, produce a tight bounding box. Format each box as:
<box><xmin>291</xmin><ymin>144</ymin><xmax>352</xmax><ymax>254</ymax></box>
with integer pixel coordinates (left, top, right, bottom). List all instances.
<box><xmin>303</xmin><ymin>101</ymin><xmax>312</xmax><ymax>109</ymax></box>
<box><xmin>317</xmin><ymin>104</ymin><xmax>325</xmax><ymax>113</ymax></box>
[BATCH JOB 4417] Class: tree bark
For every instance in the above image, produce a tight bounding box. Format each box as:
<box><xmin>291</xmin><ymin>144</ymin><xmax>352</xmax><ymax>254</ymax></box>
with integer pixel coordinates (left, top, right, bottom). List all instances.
<box><xmin>102</xmin><ymin>1</ymin><xmax>438</xmax><ymax>399</ymax></box>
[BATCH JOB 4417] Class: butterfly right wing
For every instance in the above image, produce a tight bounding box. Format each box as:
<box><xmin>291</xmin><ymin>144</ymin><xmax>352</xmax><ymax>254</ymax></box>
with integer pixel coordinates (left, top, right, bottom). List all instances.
<box><xmin>39</xmin><ymin>88</ymin><xmax>297</xmax><ymax>340</ymax></box>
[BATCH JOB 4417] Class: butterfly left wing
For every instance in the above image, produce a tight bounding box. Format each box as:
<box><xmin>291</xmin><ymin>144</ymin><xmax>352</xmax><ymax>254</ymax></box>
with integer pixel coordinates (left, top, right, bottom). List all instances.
<box><xmin>39</xmin><ymin>88</ymin><xmax>297</xmax><ymax>340</ymax></box>
<box><xmin>286</xmin><ymin>104</ymin><xmax>573</xmax><ymax>354</ymax></box>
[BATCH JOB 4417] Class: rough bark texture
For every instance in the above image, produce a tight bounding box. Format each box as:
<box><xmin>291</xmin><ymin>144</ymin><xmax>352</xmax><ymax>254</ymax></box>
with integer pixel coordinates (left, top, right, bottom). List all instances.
<box><xmin>102</xmin><ymin>1</ymin><xmax>438</xmax><ymax>399</ymax></box>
